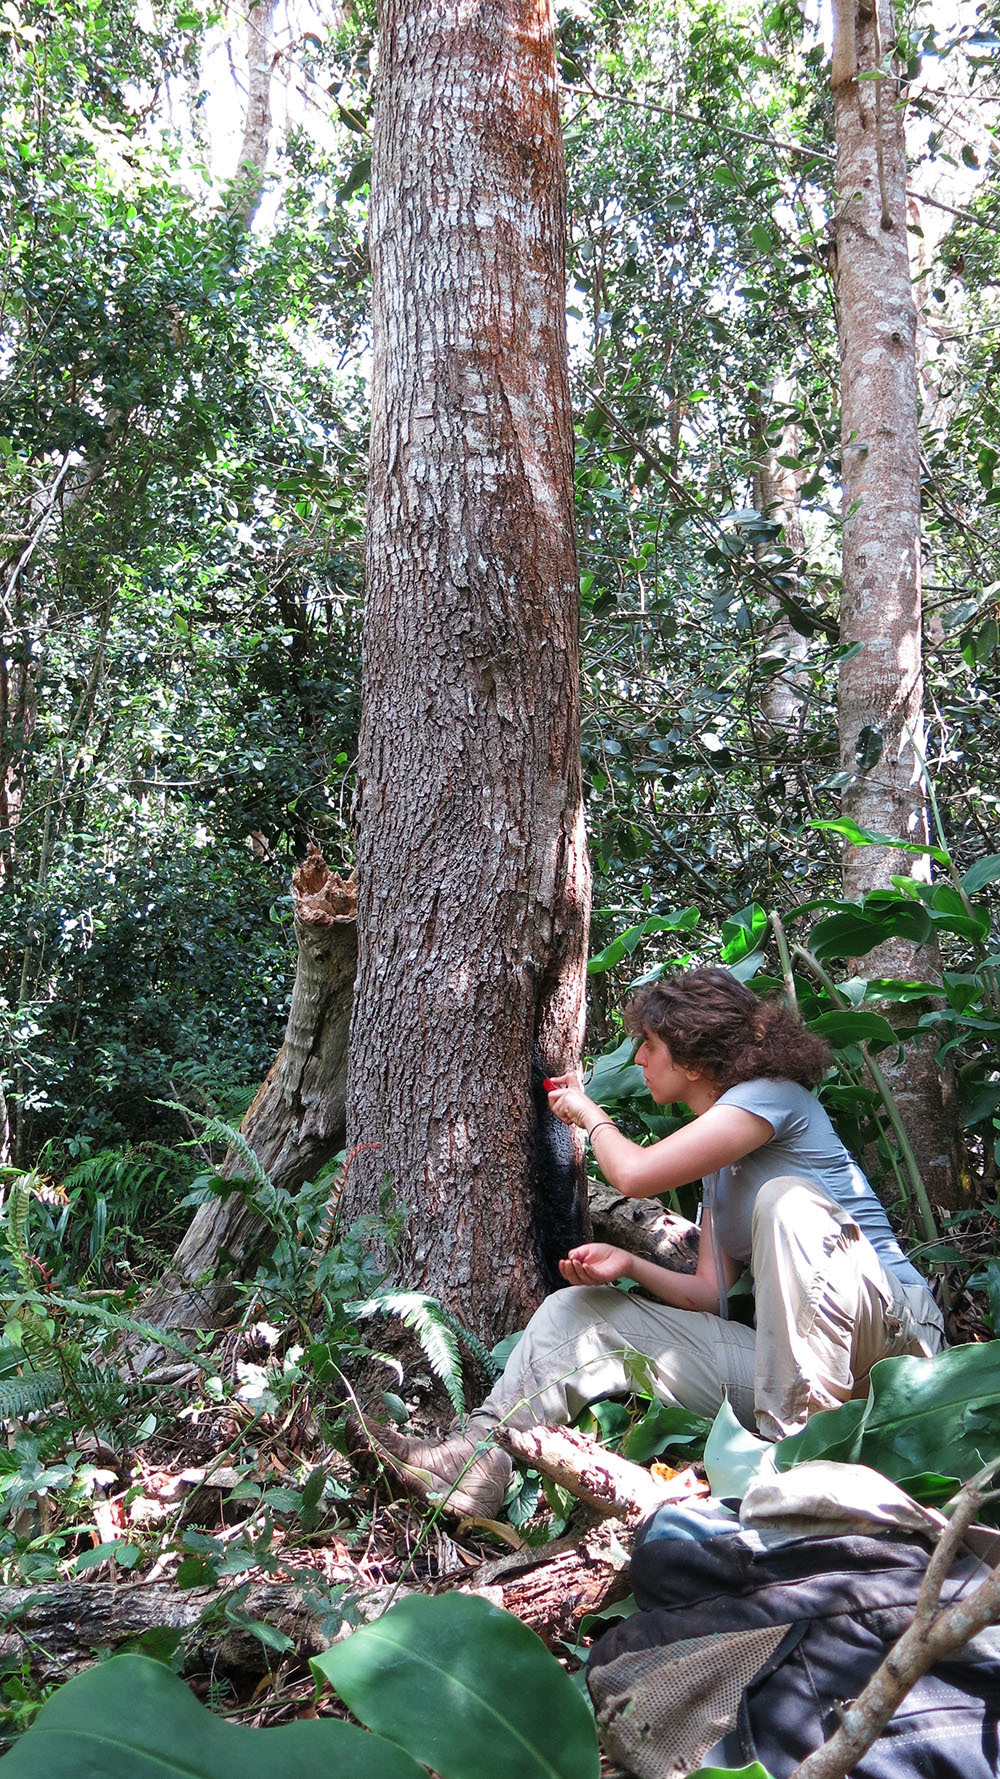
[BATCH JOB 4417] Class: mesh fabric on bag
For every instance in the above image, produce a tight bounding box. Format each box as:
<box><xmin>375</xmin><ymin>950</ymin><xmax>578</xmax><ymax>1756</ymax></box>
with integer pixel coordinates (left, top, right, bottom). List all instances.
<box><xmin>588</xmin><ymin>1624</ymin><xmax>791</xmax><ymax>1779</ymax></box>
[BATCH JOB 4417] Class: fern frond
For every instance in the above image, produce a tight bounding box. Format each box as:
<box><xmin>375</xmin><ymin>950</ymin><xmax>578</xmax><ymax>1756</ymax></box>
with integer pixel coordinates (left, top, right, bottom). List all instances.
<box><xmin>177</xmin><ymin>1111</ymin><xmax>273</xmax><ymax>1195</ymax></box>
<box><xmin>63</xmin><ymin>1147</ymin><xmax>175</xmax><ymax>1200</ymax></box>
<box><xmin>41</xmin><ymin>1293</ymin><xmax>201</xmax><ymax>1364</ymax></box>
<box><xmin>350</xmin><ymin>1291</ymin><xmax>466</xmax><ymax>1416</ymax></box>
<box><xmin>0</xmin><ymin>1369</ymin><xmax>63</xmax><ymax>1421</ymax></box>
<box><xmin>4</xmin><ymin>1173</ymin><xmax>37</xmax><ymax>1295</ymax></box>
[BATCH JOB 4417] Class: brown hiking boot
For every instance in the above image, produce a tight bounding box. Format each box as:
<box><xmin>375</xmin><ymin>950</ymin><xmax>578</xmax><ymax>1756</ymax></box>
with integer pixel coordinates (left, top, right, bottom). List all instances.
<box><xmin>368</xmin><ymin>1421</ymin><xmax>512</xmax><ymax>1520</ymax></box>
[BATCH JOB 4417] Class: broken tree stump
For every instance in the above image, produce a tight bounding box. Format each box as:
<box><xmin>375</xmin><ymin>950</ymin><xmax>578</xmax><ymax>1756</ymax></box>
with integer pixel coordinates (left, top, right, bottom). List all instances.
<box><xmin>141</xmin><ymin>853</ymin><xmax>357</xmax><ymax>1336</ymax></box>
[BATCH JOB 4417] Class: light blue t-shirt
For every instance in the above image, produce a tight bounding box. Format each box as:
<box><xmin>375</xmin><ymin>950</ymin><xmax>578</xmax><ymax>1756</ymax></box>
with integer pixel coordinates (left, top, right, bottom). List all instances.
<box><xmin>703</xmin><ymin>1077</ymin><xmax>928</xmax><ymax>1296</ymax></box>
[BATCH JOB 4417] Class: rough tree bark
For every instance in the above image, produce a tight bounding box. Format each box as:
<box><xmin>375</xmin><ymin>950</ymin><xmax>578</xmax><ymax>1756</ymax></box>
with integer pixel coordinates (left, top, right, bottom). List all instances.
<box><xmin>342</xmin><ymin>0</ymin><xmax>592</xmax><ymax>1342</ymax></box>
<box><xmin>142</xmin><ymin>854</ymin><xmax>356</xmax><ymax>1333</ymax></box>
<box><xmin>831</xmin><ymin>0</ymin><xmax>961</xmax><ymax>1207</ymax></box>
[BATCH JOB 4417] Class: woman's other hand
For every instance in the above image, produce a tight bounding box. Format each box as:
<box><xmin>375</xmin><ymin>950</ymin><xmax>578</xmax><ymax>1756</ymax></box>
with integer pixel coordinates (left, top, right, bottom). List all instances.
<box><xmin>558</xmin><ymin>1243</ymin><xmax>634</xmax><ymax>1287</ymax></box>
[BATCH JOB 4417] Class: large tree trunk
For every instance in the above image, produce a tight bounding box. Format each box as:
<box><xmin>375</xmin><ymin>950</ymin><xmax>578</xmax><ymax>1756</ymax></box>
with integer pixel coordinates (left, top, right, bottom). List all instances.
<box><xmin>831</xmin><ymin>0</ymin><xmax>960</xmax><ymax>1208</ymax></box>
<box><xmin>344</xmin><ymin>0</ymin><xmax>592</xmax><ymax>1343</ymax></box>
<box><xmin>142</xmin><ymin>854</ymin><xmax>356</xmax><ymax>1333</ymax></box>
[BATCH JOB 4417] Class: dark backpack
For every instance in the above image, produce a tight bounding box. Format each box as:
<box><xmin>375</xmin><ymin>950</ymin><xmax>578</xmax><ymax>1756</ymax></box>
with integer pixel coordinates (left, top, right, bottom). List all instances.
<box><xmin>587</xmin><ymin>1502</ymin><xmax>1000</xmax><ymax>1779</ymax></box>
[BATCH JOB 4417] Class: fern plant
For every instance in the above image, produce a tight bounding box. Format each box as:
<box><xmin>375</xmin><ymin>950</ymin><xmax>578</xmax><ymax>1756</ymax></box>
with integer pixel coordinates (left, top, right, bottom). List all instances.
<box><xmin>0</xmin><ymin>1173</ymin><xmax>202</xmax><ymax>1503</ymax></box>
<box><xmin>348</xmin><ymin>1291</ymin><xmax>502</xmax><ymax>1418</ymax></box>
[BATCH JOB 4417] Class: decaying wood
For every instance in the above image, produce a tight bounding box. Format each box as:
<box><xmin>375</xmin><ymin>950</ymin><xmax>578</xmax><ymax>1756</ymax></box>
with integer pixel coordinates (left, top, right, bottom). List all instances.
<box><xmin>589</xmin><ymin>1186</ymin><xmax>699</xmax><ymax>1274</ymax></box>
<box><xmin>458</xmin><ymin>1517</ymin><xmax>632</xmax><ymax>1643</ymax></box>
<box><xmin>499</xmin><ymin>1421</ymin><xmax>687</xmax><ymax>1519</ymax></box>
<box><xmin>0</xmin><ymin>1578</ymin><xmax>339</xmax><ymax>1679</ymax></box>
<box><xmin>142</xmin><ymin>853</ymin><xmax>356</xmax><ymax>1336</ymax></box>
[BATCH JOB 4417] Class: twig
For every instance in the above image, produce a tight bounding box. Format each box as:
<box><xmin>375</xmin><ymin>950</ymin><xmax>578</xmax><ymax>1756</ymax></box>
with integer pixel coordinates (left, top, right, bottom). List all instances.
<box><xmin>790</xmin><ymin>1459</ymin><xmax>1000</xmax><ymax>1779</ymax></box>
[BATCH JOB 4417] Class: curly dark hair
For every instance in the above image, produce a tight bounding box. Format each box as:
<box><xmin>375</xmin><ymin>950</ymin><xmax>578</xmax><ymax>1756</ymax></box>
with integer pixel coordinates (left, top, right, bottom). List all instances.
<box><xmin>623</xmin><ymin>966</ymin><xmax>831</xmax><ymax>1091</ymax></box>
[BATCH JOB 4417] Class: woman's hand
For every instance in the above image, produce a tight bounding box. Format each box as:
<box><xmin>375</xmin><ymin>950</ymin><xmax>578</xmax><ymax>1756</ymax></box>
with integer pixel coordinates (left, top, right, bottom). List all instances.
<box><xmin>544</xmin><ymin>1071</ymin><xmax>601</xmax><ymax>1132</ymax></box>
<box><xmin>558</xmin><ymin>1242</ymin><xmax>634</xmax><ymax>1287</ymax></box>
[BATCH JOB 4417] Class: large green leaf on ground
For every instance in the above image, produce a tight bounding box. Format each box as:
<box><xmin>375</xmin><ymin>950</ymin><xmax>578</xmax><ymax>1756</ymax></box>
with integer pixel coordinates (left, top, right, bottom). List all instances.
<box><xmin>689</xmin><ymin>1765</ymin><xmax>774</xmax><ymax>1779</ymax></box>
<box><xmin>313</xmin><ymin>1592</ymin><xmax>601</xmax><ymax>1779</ymax></box>
<box><xmin>775</xmin><ymin>1345</ymin><xmax>1000</xmax><ymax>1490</ymax></box>
<box><xmin>703</xmin><ymin>1397</ymin><xmax>775</xmax><ymax>1499</ymax></box>
<box><xmin>0</xmin><ymin>1653</ymin><xmax>425</xmax><ymax>1779</ymax></box>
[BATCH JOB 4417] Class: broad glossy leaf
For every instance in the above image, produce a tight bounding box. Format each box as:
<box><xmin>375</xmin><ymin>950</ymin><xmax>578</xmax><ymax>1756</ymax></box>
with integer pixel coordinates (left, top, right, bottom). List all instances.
<box><xmin>625</xmin><ymin>1401</ymin><xmax>711</xmax><ymax>1465</ymax></box>
<box><xmin>703</xmin><ymin>1397</ymin><xmax>774</xmax><ymax>1499</ymax></box>
<box><xmin>721</xmin><ymin>904</ymin><xmax>767</xmax><ymax>965</ymax></box>
<box><xmin>962</xmin><ymin>854</ymin><xmax>1000</xmax><ymax>895</ymax></box>
<box><xmin>313</xmin><ymin>1593</ymin><xmax>601</xmax><ymax>1779</ymax></box>
<box><xmin>808</xmin><ymin>901</ymin><xmax>932</xmax><ymax>961</ymax></box>
<box><xmin>896</xmin><ymin>1471</ymin><xmax>963</xmax><ymax>1508</ymax></box>
<box><xmin>588</xmin><ymin>908</ymin><xmax>699</xmax><ymax>976</ymax></box>
<box><xmin>0</xmin><ymin>1653</ymin><xmax>424</xmax><ymax>1779</ymax></box>
<box><xmin>807</xmin><ymin>1009</ymin><xmax>900</xmax><ymax>1048</ymax></box>
<box><xmin>776</xmin><ymin>1346</ymin><xmax>1000</xmax><ymax>1490</ymax></box>
<box><xmin>861</xmin><ymin>978</ymin><xmax>944</xmax><ymax>1003</ymax></box>
<box><xmin>808</xmin><ymin>817</ymin><xmax>950</xmax><ymax>866</ymax></box>
<box><xmin>772</xmin><ymin>1396</ymin><xmax>869</xmax><ymax>1470</ymax></box>
<box><xmin>587</xmin><ymin>1035</ymin><xmax>645</xmax><ymax>1104</ymax></box>
<box><xmin>689</xmin><ymin>1765</ymin><xmax>774</xmax><ymax>1779</ymax></box>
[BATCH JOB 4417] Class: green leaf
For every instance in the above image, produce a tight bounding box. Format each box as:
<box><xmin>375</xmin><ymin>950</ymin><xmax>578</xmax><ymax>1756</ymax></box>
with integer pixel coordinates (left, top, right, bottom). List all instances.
<box><xmin>688</xmin><ymin>1765</ymin><xmax>775</xmax><ymax>1779</ymax></box>
<box><xmin>961</xmin><ymin>854</ymin><xmax>1000</xmax><ymax>895</ymax></box>
<box><xmin>624</xmin><ymin>1402</ymin><xmax>711</xmax><ymax>1465</ymax></box>
<box><xmin>895</xmin><ymin>1471</ymin><xmax>963</xmax><ymax>1507</ymax></box>
<box><xmin>807</xmin><ymin>901</ymin><xmax>932</xmax><ymax>961</ymax></box>
<box><xmin>588</xmin><ymin>909</ymin><xmax>699</xmax><ymax>976</ymax></box>
<box><xmin>0</xmin><ymin>1653</ymin><xmax>426</xmax><ymax>1778</ymax></box>
<box><xmin>775</xmin><ymin>1345</ymin><xmax>1000</xmax><ymax>1492</ymax></box>
<box><xmin>703</xmin><ymin>1397</ymin><xmax>774</xmax><ymax>1499</ymax></box>
<box><xmin>807</xmin><ymin>1008</ymin><xmax>900</xmax><ymax>1048</ymax></box>
<box><xmin>750</xmin><ymin>223</ymin><xmax>774</xmax><ymax>253</ymax></box>
<box><xmin>721</xmin><ymin>903</ymin><xmax>767</xmax><ymax>965</ymax></box>
<box><xmin>313</xmin><ymin>1593</ymin><xmax>601</xmax><ymax>1779</ymax></box>
<box><xmin>587</xmin><ymin>1035</ymin><xmax>645</xmax><ymax>1105</ymax></box>
<box><xmin>808</xmin><ymin>818</ymin><xmax>950</xmax><ymax>866</ymax></box>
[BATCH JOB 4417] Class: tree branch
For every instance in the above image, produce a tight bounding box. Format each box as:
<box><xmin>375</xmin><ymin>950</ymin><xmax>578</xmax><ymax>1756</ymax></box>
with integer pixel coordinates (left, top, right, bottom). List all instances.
<box><xmin>790</xmin><ymin>1459</ymin><xmax>1000</xmax><ymax>1779</ymax></box>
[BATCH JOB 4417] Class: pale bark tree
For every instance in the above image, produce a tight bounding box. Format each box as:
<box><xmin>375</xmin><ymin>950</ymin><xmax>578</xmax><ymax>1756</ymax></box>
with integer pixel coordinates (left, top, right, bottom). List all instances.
<box><xmin>227</xmin><ymin>0</ymin><xmax>278</xmax><ymax>232</ymax></box>
<box><xmin>830</xmin><ymin>0</ymin><xmax>960</xmax><ymax>1206</ymax></box>
<box><xmin>342</xmin><ymin>0</ymin><xmax>592</xmax><ymax>1342</ymax></box>
<box><xmin>750</xmin><ymin>381</ymin><xmax>810</xmax><ymax>738</ymax></box>
<box><xmin>832</xmin><ymin>0</ymin><xmax>926</xmax><ymax>882</ymax></box>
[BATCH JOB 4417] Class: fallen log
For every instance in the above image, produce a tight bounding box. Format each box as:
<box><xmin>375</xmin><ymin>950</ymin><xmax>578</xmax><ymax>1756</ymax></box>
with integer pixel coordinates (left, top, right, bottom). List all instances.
<box><xmin>0</xmin><ymin>1578</ymin><xmax>339</xmax><ymax>1679</ymax></box>
<box><xmin>456</xmin><ymin>1517</ymin><xmax>632</xmax><ymax>1643</ymax></box>
<box><xmin>499</xmin><ymin>1421</ymin><xmax>685</xmax><ymax>1519</ymax></box>
<box><xmin>589</xmin><ymin>1185</ymin><xmax>699</xmax><ymax>1273</ymax></box>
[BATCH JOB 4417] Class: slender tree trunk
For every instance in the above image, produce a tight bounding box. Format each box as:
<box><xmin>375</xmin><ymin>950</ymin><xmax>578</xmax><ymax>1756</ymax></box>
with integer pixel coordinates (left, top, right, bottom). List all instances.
<box><xmin>227</xmin><ymin>0</ymin><xmax>277</xmax><ymax>231</ymax></box>
<box><xmin>142</xmin><ymin>855</ymin><xmax>356</xmax><ymax>1333</ymax></box>
<box><xmin>831</xmin><ymin>0</ymin><xmax>961</xmax><ymax>1209</ymax></box>
<box><xmin>832</xmin><ymin>0</ymin><xmax>926</xmax><ymax>884</ymax></box>
<box><xmin>344</xmin><ymin>0</ymin><xmax>592</xmax><ymax>1343</ymax></box>
<box><xmin>750</xmin><ymin>382</ymin><xmax>809</xmax><ymax>739</ymax></box>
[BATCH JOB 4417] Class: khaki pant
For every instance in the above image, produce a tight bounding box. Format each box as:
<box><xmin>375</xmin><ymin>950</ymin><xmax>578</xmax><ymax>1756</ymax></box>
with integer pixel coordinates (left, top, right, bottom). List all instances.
<box><xmin>475</xmin><ymin>1176</ymin><xmax>944</xmax><ymax>1442</ymax></box>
